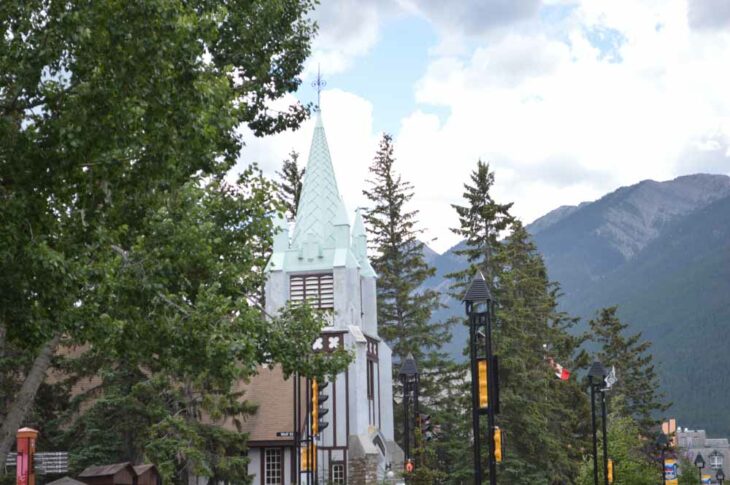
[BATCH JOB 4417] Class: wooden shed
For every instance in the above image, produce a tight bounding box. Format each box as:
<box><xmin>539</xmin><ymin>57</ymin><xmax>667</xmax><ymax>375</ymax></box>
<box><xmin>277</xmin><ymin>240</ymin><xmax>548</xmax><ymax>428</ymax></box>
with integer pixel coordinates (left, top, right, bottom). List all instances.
<box><xmin>133</xmin><ymin>464</ymin><xmax>161</xmax><ymax>485</ymax></box>
<box><xmin>78</xmin><ymin>462</ymin><xmax>137</xmax><ymax>485</ymax></box>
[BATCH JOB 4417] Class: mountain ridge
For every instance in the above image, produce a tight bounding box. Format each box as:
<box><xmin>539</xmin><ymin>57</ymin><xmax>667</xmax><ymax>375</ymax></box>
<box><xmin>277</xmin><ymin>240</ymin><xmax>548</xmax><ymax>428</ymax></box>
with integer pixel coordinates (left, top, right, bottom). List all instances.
<box><xmin>421</xmin><ymin>172</ymin><xmax>730</xmax><ymax>435</ymax></box>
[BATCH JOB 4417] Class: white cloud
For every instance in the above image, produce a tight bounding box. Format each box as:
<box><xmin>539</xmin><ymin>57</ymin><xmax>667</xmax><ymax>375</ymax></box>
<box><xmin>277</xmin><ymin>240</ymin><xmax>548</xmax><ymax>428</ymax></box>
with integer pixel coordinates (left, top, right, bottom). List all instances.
<box><xmin>392</xmin><ymin>0</ymin><xmax>730</xmax><ymax>251</ymax></box>
<box><xmin>235</xmin><ymin>0</ymin><xmax>730</xmax><ymax>254</ymax></box>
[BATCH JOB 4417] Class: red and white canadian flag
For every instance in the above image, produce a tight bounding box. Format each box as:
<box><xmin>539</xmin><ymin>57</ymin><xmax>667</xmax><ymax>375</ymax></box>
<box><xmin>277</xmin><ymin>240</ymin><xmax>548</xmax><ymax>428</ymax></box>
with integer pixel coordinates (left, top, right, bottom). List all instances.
<box><xmin>547</xmin><ymin>357</ymin><xmax>571</xmax><ymax>381</ymax></box>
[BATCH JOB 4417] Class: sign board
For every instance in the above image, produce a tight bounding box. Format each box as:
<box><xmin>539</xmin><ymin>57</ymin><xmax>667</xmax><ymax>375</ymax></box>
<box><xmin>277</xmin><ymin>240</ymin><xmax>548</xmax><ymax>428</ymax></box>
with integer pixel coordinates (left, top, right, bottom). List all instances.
<box><xmin>276</xmin><ymin>432</ymin><xmax>294</xmax><ymax>438</ymax></box>
<box><xmin>5</xmin><ymin>452</ymin><xmax>69</xmax><ymax>474</ymax></box>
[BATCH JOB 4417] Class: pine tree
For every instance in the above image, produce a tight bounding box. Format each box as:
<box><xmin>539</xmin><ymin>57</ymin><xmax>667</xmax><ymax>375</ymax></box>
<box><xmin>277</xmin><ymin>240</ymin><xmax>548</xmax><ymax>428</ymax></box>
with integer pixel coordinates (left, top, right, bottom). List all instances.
<box><xmin>275</xmin><ymin>150</ymin><xmax>304</xmax><ymax>221</ymax></box>
<box><xmin>447</xmin><ymin>162</ymin><xmax>592</xmax><ymax>484</ymax></box>
<box><xmin>589</xmin><ymin>307</ymin><xmax>670</xmax><ymax>435</ymax></box>
<box><xmin>447</xmin><ymin>160</ymin><xmax>514</xmax><ymax>290</ymax></box>
<box><xmin>362</xmin><ymin>133</ymin><xmax>452</xmax><ymax>476</ymax></box>
<box><xmin>362</xmin><ymin>134</ymin><xmax>449</xmax><ymax>361</ymax></box>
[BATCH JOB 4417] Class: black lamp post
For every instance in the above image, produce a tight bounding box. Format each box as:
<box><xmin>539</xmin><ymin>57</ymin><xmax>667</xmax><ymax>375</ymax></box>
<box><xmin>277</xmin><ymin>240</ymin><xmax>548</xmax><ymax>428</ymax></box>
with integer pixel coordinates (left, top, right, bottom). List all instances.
<box><xmin>588</xmin><ymin>361</ymin><xmax>607</xmax><ymax>485</ymax></box>
<box><xmin>399</xmin><ymin>353</ymin><xmax>419</xmax><ymax>476</ymax></box>
<box><xmin>695</xmin><ymin>453</ymin><xmax>705</xmax><ymax>484</ymax></box>
<box><xmin>463</xmin><ymin>271</ymin><xmax>497</xmax><ymax>485</ymax></box>
<box><xmin>656</xmin><ymin>433</ymin><xmax>669</xmax><ymax>485</ymax></box>
<box><xmin>717</xmin><ymin>468</ymin><xmax>725</xmax><ymax>485</ymax></box>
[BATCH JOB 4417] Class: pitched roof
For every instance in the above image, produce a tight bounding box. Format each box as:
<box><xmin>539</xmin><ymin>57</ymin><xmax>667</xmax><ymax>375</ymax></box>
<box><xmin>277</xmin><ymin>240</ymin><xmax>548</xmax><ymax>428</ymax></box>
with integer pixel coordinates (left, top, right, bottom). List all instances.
<box><xmin>133</xmin><ymin>464</ymin><xmax>157</xmax><ymax>476</ymax></box>
<box><xmin>78</xmin><ymin>462</ymin><xmax>134</xmax><ymax>477</ymax></box>
<box><xmin>291</xmin><ymin>112</ymin><xmax>349</xmax><ymax>249</ymax></box>
<box><xmin>46</xmin><ymin>477</ymin><xmax>87</xmax><ymax>485</ymax></box>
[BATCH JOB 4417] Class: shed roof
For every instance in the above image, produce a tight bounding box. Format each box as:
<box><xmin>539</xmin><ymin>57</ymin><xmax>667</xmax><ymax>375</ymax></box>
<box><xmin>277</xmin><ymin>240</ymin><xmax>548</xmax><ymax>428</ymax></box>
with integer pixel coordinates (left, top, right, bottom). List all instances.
<box><xmin>133</xmin><ymin>464</ymin><xmax>158</xmax><ymax>475</ymax></box>
<box><xmin>79</xmin><ymin>462</ymin><xmax>134</xmax><ymax>477</ymax></box>
<box><xmin>46</xmin><ymin>477</ymin><xmax>87</xmax><ymax>485</ymax></box>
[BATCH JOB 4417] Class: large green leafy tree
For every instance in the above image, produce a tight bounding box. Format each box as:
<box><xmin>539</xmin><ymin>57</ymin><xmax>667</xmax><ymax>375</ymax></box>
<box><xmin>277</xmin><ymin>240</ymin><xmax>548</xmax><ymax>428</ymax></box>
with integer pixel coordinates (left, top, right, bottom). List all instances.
<box><xmin>0</xmin><ymin>0</ymin><xmax>318</xmax><ymax>473</ymax></box>
<box><xmin>60</xmin><ymin>176</ymin><xmax>349</xmax><ymax>482</ymax></box>
<box><xmin>589</xmin><ymin>307</ymin><xmax>669</xmax><ymax>435</ymax></box>
<box><xmin>361</xmin><ymin>134</ymin><xmax>452</xmax><ymax>476</ymax></box>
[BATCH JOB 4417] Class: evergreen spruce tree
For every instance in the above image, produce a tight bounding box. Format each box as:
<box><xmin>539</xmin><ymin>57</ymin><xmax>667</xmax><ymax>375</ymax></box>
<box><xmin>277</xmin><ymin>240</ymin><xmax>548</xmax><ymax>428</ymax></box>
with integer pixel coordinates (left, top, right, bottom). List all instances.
<box><xmin>589</xmin><ymin>307</ymin><xmax>670</xmax><ymax>435</ymax></box>
<box><xmin>447</xmin><ymin>160</ymin><xmax>514</xmax><ymax>289</ymax></box>
<box><xmin>362</xmin><ymin>133</ymin><xmax>452</xmax><ymax>477</ymax></box>
<box><xmin>448</xmin><ymin>162</ymin><xmax>592</xmax><ymax>484</ymax></box>
<box><xmin>275</xmin><ymin>150</ymin><xmax>304</xmax><ymax>221</ymax></box>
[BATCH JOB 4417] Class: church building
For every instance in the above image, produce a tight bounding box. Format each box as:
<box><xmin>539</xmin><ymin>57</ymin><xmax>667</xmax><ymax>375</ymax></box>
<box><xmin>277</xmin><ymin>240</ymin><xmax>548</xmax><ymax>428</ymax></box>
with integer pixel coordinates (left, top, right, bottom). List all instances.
<box><xmin>239</xmin><ymin>112</ymin><xmax>401</xmax><ymax>484</ymax></box>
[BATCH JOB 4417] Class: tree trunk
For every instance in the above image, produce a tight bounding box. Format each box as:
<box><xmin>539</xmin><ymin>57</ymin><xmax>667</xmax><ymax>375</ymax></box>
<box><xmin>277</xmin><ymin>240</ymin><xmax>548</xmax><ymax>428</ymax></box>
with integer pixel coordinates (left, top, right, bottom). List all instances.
<box><xmin>0</xmin><ymin>333</ymin><xmax>62</xmax><ymax>472</ymax></box>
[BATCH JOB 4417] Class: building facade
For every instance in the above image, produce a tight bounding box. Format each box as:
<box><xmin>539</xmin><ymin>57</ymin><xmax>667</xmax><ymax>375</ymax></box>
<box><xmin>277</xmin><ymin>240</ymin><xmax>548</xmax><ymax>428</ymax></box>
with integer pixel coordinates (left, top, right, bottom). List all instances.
<box><xmin>677</xmin><ymin>427</ymin><xmax>729</xmax><ymax>483</ymax></box>
<box><xmin>241</xmin><ymin>112</ymin><xmax>401</xmax><ymax>484</ymax></box>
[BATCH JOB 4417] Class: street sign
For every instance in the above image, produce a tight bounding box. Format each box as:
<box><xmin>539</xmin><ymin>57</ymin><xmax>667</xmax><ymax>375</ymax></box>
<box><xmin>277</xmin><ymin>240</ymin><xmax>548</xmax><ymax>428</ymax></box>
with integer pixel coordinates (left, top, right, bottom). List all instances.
<box><xmin>5</xmin><ymin>452</ymin><xmax>68</xmax><ymax>474</ymax></box>
<box><xmin>276</xmin><ymin>431</ymin><xmax>295</xmax><ymax>437</ymax></box>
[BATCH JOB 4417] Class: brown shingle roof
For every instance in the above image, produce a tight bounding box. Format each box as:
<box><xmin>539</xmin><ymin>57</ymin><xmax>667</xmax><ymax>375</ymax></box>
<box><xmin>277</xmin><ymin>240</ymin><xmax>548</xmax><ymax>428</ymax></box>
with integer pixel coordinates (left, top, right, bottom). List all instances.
<box><xmin>78</xmin><ymin>462</ymin><xmax>134</xmax><ymax>477</ymax></box>
<box><xmin>46</xmin><ymin>477</ymin><xmax>87</xmax><ymax>485</ymax></box>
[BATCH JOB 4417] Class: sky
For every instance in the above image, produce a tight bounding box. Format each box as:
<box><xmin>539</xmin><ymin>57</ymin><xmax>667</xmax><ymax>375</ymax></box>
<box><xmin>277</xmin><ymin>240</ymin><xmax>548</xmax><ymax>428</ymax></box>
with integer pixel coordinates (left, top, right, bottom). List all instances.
<box><xmin>233</xmin><ymin>0</ymin><xmax>730</xmax><ymax>254</ymax></box>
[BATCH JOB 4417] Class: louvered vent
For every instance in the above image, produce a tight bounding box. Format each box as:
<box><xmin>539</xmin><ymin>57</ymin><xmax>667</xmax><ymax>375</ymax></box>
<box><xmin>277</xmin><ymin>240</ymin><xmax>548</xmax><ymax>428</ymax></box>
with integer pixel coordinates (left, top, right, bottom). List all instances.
<box><xmin>290</xmin><ymin>274</ymin><xmax>334</xmax><ymax>309</ymax></box>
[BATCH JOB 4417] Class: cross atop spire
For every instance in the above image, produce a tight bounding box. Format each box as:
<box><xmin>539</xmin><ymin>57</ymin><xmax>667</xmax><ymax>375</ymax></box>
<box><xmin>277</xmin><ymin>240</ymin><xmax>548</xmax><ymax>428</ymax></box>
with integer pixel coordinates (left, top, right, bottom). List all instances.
<box><xmin>311</xmin><ymin>64</ymin><xmax>326</xmax><ymax>111</ymax></box>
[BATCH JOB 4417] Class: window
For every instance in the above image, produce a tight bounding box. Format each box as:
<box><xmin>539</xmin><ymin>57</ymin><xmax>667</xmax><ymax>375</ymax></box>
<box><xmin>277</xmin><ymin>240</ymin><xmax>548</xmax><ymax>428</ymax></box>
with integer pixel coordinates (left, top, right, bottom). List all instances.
<box><xmin>710</xmin><ymin>452</ymin><xmax>723</xmax><ymax>470</ymax></box>
<box><xmin>331</xmin><ymin>462</ymin><xmax>345</xmax><ymax>484</ymax></box>
<box><xmin>264</xmin><ymin>448</ymin><xmax>282</xmax><ymax>484</ymax></box>
<box><xmin>290</xmin><ymin>274</ymin><xmax>334</xmax><ymax>309</ymax></box>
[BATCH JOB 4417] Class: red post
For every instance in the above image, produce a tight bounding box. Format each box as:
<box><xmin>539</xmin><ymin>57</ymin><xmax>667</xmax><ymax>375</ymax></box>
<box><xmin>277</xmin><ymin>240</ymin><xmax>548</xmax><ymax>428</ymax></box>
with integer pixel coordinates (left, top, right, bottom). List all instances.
<box><xmin>16</xmin><ymin>427</ymin><xmax>38</xmax><ymax>485</ymax></box>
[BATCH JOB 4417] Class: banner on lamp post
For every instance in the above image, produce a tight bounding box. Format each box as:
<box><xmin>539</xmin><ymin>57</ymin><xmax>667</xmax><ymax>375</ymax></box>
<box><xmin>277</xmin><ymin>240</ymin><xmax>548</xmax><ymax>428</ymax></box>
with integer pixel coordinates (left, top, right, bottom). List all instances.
<box><xmin>664</xmin><ymin>458</ymin><xmax>679</xmax><ymax>485</ymax></box>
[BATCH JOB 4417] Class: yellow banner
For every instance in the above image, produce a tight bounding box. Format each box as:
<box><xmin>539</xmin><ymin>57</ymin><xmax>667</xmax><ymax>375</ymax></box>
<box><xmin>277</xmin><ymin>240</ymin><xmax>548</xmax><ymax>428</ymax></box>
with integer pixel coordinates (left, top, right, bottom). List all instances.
<box><xmin>478</xmin><ymin>359</ymin><xmax>488</xmax><ymax>408</ymax></box>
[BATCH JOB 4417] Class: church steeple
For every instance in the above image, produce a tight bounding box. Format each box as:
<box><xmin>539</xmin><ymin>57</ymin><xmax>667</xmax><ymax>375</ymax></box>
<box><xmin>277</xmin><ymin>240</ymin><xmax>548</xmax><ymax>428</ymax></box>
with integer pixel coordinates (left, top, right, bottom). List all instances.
<box><xmin>291</xmin><ymin>112</ymin><xmax>350</xmax><ymax>250</ymax></box>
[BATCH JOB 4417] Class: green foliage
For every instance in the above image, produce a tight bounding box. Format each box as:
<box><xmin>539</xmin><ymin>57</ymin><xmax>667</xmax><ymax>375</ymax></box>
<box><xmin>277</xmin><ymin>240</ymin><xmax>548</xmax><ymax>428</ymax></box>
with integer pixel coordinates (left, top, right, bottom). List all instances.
<box><xmin>276</xmin><ymin>150</ymin><xmax>305</xmax><ymax>221</ymax></box>
<box><xmin>1</xmin><ymin>0</ymin><xmax>320</xmax><ymax>476</ymax></box>
<box><xmin>446</xmin><ymin>161</ymin><xmax>592</xmax><ymax>484</ymax></box>
<box><xmin>362</xmin><ymin>134</ymin><xmax>454</xmax><ymax>469</ymax></box>
<box><xmin>589</xmin><ymin>307</ymin><xmax>669</xmax><ymax>435</ymax></box>
<box><xmin>58</xmin><ymin>177</ymin><xmax>350</xmax><ymax>483</ymax></box>
<box><xmin>447</xmin><ymin>160</ymin><xmax>514</xmax><ymax>289</ymax></box>
<box><xmin>576</xmin><ymin>414</ymin><xmax>658</xmax><ymax>485</ymax></box>
<box><xmin>362</xmin><ymin>134</ymin><xmax>449</xmax><ymax>362</ymax></box>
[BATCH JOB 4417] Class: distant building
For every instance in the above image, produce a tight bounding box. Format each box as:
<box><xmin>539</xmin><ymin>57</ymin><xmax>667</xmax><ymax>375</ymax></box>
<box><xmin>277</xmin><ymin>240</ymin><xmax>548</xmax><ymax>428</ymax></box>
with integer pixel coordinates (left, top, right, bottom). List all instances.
<box><xmin>237</xmin><ymin>112</ymin><xmax>401</xmax><ymax>484</ymax></box>
<box><xmin>677</xmin><ymin>427</ymin><xmax>729</xmax><ymax>481</ymax></box>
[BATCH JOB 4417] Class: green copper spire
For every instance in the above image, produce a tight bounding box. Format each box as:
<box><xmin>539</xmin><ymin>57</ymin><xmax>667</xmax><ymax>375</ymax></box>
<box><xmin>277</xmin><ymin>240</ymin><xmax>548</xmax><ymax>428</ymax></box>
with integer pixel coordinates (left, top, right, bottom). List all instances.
<box><xmin>291</xmin><ymin>112</ymin><xmax>349</xmax><ymax>249</ymax></box>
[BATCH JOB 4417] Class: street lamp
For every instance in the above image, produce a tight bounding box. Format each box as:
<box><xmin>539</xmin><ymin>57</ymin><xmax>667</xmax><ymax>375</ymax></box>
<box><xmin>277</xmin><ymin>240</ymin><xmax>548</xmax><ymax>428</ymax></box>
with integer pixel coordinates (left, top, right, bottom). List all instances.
<box><xmin>463</xmin><ymin>271</ymin><xmax>497</xmax><ymax>485</ymax></box>
<box><xmin>588</xmin><ymin>361</ymin><xmax>607</xmax><ymax>485</ymax></box>
<box><xmin>399</xmin><ymin>353</ymin><xmax>419</xmax><ymax>475</ymax></box>
<box><xmin>695</xmin><ymin>453</ymin><xmax>705</xmax><ymax>484</ymax></box>
<box><xmin>717</xmin><ymin>468</ymin><xmax>725</xmax><ymax>485</ymax></box>
<box><xmin>656</xmin><ymin>433</ymin><xmax>669</xmax><ymax>485</ymax></box>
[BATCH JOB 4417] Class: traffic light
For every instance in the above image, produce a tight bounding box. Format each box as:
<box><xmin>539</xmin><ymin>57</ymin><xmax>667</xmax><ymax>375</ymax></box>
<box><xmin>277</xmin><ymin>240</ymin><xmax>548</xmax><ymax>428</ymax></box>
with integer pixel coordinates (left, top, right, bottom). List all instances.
<box><xmin>608</xmin><ymin>458</ymin><xmax>614</xmax><ymax>484</ymax></box>
<box><xmin>311</xmin><ymin>379</ymin><xmax>329</xmax><ymax>434</ymax></box>
<box><xmin>405</xmin><ymin>459</ymin><xmax>414</xmax><ymax>473</ymax></box>
<box><xmin>418</xmin><ymin>413</ymin><xmax>433</xmax><ymax>441</ymax></box>
<box><xmin>478</xmin><ymin>358</ymin><xmax>488</xmax><ymax>409</ymax></box>
<box><xmin>493</xmin><ymin>426</ymin><xmax>503</xmax><ymax>463</ymax></box>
